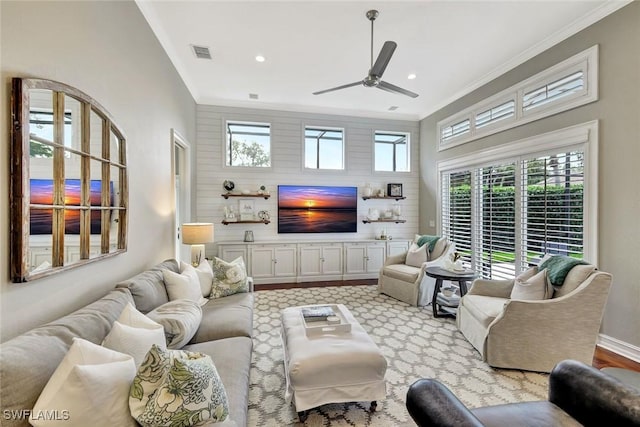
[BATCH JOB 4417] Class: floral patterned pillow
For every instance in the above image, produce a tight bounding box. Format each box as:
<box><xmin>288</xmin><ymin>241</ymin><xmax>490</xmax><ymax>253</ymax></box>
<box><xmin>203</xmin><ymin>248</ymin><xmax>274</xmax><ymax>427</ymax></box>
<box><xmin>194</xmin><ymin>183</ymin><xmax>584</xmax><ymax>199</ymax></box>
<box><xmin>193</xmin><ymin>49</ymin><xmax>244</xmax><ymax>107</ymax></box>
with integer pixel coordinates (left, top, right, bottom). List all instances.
<box><xmin>129</xmin><ymin>345</ymin><xmax>229</xmax><ymax>427</ymax></box>
<box><xmin>210</xmin><ymin>257</ymin><xmax>249</xmax><ymax>299</ymax></box>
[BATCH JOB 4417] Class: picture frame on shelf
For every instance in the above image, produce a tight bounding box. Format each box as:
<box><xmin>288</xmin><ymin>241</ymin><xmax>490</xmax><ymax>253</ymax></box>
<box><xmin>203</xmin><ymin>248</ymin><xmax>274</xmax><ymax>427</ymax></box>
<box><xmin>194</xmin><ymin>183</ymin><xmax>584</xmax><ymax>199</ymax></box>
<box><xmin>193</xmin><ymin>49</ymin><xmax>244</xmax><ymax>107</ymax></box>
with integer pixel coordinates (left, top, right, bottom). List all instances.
<box><xmin>387</xmin><ymin>183</ymin><xmax>403</xmax><ymax>197</ymax></box>
<box><xmin>239</xmin><ymin>199</ymin><xmax>255</xmax><ymax>221</ymax></box>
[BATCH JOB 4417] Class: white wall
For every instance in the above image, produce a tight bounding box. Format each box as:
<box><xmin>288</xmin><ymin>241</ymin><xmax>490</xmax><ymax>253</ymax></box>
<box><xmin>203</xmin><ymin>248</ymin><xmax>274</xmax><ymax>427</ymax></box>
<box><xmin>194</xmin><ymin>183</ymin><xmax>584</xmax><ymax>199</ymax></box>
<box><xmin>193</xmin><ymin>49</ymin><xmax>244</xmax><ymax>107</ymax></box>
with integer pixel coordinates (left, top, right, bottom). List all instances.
<box><xmin>196</xmin><ymin>105</ymin><xmax>420</xmax><ymax>253</ymax></box>
<box><xmin>419</xmin><ymin>2</ymin><xmax>640</xmax><ymax>349</ymax></box>
<box><xmin>0</xmin><ymin>0</ymin><xmax>196</xmax><ymax>341</ymax></box>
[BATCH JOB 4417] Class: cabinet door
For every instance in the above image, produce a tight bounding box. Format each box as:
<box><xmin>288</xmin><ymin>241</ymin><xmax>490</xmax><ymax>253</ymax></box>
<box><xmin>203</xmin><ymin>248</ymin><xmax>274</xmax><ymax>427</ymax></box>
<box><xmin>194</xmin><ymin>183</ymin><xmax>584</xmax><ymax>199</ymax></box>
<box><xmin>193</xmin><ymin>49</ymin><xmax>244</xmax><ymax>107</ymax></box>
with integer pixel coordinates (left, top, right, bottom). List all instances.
<box><xmin>274</xmin><ymin>246</ymin><xmax>297</xmax><ymax>277</ymax></box>
<box><xmin>219</xmin><ymin>245</ymin><xmax>248</xmax><ymax>264</ymax></box>
<box><xmin>322</xmin><ymin>246</ymin><xmax>343</xmax><ymax>275</ymax></box>
<box><xmin>299</xmin><ymin>245</ymin><xmax>322</xmax><ymax>276</ymax></box>
<box><xmin>345</xmin><ymin>244</ymin><xmax>367</xmax><ymax>274</ymax></box>
<box><xmin>366</xmin><ymin>244</ymin><xmax>386</xmax><ymax>273</ymax></box>
<box><xmin>387</xmin><ymin>240</ymin><xmax>410</xmax><ymax>257</ymax></box>
<box><xmin>250</xmin><ymin>247</ymin><xmax>275</xmax><ymax>279</ymax></box>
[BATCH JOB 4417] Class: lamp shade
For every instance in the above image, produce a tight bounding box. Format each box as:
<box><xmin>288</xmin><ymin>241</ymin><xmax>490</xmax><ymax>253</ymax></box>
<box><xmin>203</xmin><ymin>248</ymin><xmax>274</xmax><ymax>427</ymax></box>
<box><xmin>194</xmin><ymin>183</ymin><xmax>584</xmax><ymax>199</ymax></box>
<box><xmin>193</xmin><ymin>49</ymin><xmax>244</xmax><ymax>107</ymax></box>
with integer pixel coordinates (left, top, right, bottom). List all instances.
<box><xmin>181</xmin><ymin>223</ymin><xmax>214</xmax><ymax>244</ymax></box>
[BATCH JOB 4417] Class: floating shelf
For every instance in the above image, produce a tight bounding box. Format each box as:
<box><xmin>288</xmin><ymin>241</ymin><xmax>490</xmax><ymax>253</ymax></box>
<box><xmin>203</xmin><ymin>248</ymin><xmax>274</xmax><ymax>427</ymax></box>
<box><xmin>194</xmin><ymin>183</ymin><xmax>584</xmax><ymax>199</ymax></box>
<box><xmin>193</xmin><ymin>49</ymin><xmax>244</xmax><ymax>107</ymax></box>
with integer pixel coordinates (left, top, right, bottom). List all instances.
<box><xmin>362</xmin><ymin>219</ymin><xmax>406</xmax><ymax>224</ymax></box>
<box><xmin>222</xmin><ymin>193</ymin><xmax>270</xmax><ymax>199</ymax></box>
<box><xmin>222</xmin><ymin>219</ymin><xmax>270</xmax><ymax>225</ymax></box>
<box><xmin>362</xmin><ymin>196</ymin><xmax>406</xmax><ymax>201</ymax></box>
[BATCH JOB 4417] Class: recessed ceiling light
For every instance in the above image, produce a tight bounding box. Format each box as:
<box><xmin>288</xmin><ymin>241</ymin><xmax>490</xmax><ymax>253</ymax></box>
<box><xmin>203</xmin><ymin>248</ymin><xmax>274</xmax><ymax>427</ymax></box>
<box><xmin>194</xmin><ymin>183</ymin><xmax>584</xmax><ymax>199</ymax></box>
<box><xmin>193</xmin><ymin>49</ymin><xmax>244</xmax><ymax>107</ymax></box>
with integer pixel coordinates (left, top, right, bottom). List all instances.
<box><xmin>408</xmin><ymin>73</ymin><xmax>417</xmax><ymax>80</ymax></box>
<box><xmin>255</xmin><ymin>55</ymin><xmax>265</xmax><ymax>63</ymax></box>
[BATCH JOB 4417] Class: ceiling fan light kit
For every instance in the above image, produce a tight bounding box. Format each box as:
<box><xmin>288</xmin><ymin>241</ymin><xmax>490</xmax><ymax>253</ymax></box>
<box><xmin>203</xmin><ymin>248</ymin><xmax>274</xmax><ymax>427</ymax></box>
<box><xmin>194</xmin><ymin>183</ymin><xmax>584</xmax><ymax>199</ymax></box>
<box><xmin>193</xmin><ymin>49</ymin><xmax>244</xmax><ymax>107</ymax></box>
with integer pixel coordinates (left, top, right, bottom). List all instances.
<box><xmin>313</xmin><ymin>9</ymin><xmax>418</xmax><ymax>99</ymax></box>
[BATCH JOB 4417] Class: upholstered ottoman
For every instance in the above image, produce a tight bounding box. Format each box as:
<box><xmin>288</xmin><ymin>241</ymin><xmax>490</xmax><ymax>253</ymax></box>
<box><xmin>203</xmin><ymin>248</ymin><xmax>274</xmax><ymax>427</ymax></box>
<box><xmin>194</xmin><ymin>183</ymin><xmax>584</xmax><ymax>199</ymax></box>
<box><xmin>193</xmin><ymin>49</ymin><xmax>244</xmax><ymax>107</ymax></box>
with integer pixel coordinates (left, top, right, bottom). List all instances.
<box><xmin>280</xmin><ymin>304</ymin><xmax>387</xmax><ymax>421</ymax></box>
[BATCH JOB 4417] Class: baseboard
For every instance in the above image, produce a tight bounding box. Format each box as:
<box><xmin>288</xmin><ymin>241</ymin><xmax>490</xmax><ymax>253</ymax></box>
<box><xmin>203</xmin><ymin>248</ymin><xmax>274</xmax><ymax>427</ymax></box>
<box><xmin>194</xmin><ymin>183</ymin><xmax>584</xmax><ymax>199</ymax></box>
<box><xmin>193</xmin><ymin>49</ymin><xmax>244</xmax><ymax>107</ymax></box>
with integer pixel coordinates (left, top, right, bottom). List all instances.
<box><xmin>598</xmin><ymin>334</ymin><xmax>640</xmax><ymax>363</ymax></box>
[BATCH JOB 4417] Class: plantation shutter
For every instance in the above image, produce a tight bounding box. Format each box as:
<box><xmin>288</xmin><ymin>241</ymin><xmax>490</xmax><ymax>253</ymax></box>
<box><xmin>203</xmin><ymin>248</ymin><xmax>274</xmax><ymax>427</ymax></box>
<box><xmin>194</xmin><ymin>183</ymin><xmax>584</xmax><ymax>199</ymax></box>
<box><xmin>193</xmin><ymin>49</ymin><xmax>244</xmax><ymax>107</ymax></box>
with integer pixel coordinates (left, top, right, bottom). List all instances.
<box><xmin>474</xmin><ymin>163</ymin><xmax>517</xmax><ymax>280</ymax></box>
<box><xmin>441</xmin><ymin>171</ymin><xmax>473</xmax><ymax>266</ymax></box>
<box><xmin>519</xmin><ymin>151</ymin><xmax>585</xmax><ymax>271</ymax></box>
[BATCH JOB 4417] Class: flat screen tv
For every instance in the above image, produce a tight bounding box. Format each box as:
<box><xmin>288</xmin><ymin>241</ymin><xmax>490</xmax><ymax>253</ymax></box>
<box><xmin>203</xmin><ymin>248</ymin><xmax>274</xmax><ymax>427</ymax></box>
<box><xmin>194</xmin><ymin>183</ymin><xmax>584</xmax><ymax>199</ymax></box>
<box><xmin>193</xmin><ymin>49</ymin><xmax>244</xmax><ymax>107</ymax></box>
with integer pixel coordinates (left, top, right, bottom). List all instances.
<box><xmin>278</xmin><ymin>185</ymin><xmax>358</xmax><ymax>233</ymax></box>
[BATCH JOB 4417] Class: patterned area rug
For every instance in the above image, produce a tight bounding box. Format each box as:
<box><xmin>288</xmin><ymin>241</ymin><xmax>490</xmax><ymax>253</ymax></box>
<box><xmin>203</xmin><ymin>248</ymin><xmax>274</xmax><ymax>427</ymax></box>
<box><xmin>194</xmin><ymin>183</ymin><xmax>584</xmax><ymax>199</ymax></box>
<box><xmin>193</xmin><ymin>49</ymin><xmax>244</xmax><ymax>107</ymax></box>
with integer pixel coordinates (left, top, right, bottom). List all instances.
<box><xmin>247</xmin><ymin>285</ymin><xmax>548</xmax><ymax>426</ymax></box>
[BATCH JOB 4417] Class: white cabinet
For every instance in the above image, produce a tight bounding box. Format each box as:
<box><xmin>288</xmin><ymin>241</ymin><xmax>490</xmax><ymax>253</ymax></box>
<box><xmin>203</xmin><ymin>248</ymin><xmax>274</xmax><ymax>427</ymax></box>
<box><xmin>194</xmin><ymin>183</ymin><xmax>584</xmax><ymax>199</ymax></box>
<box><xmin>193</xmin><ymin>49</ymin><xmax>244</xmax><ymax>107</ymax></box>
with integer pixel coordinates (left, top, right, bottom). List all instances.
<box><xmin>387</xmin><ymin>239</ymin><xmax>411</xmax><ymax>256</ymax></box>
<box><xmin>218</xmin><ymin>244</ymin><xmax>249</xmax><ymax>264</ymax></box>
<box><xmin>249</xmin><ymin>244</ymin><xmax>297</xmax><ymax>284</ymax></box>
<box><xmin>344</xmin><ymin>242</ymin><xmax>386</xmax><ymax>278</ymax></box>
<box><xmin>299</xmin><ymin>243</ymin><xmax>343</xmax><ymax>280</ymax></box>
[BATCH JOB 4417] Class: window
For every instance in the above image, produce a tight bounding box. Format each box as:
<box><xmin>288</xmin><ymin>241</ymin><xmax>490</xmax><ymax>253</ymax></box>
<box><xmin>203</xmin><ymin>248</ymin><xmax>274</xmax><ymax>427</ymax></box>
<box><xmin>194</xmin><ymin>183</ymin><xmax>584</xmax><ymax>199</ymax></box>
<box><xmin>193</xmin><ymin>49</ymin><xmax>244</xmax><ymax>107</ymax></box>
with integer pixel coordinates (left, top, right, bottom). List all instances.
<box><xmin>440</xmin><ymin>119</ymin><xmax>470</xmax><ymax>142</ymax></box>
<box><xmin>439</xmin><ymin>122</ymin><xmax>596</xmax><ymax>279</ymax></box>
<box><xmin>375</xmin><ymin>131</ymin><xmax>410</xmax><ymax>172</ymax></box>
<box><xmin>304</xmin><ymin>127</ymin><xmax>344</xmax><ymax>170</ymax></box>
<box><xmin>475</xmin><ymin>100</ymin><xmax>515</xmax><ymax>130</ymax></box>
<box><xmin>438</xmin><ymin>45</ymin><xmax>598</xmax><ymax>150</ymax></box>
<box><xmin>226</xmin><ymin>121</ymin><xmax>271</xmax><ymax>167</ymax></box>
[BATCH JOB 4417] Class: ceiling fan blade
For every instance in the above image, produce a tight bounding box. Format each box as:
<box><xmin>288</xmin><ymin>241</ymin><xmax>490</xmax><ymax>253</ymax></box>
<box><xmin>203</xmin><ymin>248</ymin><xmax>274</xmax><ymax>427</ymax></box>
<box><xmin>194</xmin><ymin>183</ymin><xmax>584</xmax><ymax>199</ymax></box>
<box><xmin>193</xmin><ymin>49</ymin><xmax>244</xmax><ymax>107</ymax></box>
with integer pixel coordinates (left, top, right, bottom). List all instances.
<box><xmin>313</xmin><ymin>81</ymin><xmax>362</xmax><ymax>95</ymax></box>
<box><xmin>377</xmin><ymin>80</ymin><xmax>419</xmax><ymax>98</ymax></box>
<box><xmin>370</xmin><ymin>41</ymin><xmax>397</xmax><ymax>78</ymax></box>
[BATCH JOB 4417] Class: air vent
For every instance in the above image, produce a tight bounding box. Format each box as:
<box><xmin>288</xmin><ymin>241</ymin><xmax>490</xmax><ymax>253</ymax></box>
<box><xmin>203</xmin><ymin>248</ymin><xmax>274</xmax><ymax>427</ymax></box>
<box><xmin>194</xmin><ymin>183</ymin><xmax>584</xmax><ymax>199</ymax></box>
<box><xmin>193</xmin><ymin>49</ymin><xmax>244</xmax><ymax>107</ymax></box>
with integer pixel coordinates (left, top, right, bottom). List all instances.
<box><xmin>249</xmin><ymin>93</ymin><xmax>259</xmax><ymax>100</ymax></box>
<box><xmin>388</xmin><ymin>106</ymin><xmax>399</xmax><ymax>111</ymax></box>
<box><xmin>192</xmin><ymin>45</ymin><xmax>211</xmax><ymax>60</ymax></box>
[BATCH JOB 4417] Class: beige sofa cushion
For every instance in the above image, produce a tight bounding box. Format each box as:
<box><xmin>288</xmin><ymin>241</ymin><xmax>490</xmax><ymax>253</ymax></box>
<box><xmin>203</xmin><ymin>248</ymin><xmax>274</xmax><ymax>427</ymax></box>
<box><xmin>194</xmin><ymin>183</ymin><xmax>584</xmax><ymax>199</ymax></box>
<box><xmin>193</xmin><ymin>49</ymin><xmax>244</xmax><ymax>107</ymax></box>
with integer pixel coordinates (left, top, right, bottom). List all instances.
<box><xmin>405</xmin><ymin>243</ymin><xmax>427</xmax><ymax>267</ymax></box>
<box><xmin>461</xmin><ymin>295</ymin><xmax>507</xmax><ymax>329</ymax></box>
<box><xmin>511</xmin><ymin>269</ymin><xmax>553</xmax><ymax>301</ymax></box>
<box><xmin>116</xmin><ymin>259</ymin><xmax>180</xmax><ymax>313</ymax></box>
<box><xmin>382</xmin><ymin>264</ymin><xmax>421</xmax><ymax>283</ymax></box>
<box><xmin>429</xmin><ymin>237</ymin><xmax>448</xmax><ymax>260</ymax></box>
<box><xmin>554</xmin><ymin>264</ymin><xmax>596</xmax><ymax>298</ymax></box>
<box><xmin>190</xmin><ymin>293</ymin><xmax>254</xmax><ymax>343</ymax></box>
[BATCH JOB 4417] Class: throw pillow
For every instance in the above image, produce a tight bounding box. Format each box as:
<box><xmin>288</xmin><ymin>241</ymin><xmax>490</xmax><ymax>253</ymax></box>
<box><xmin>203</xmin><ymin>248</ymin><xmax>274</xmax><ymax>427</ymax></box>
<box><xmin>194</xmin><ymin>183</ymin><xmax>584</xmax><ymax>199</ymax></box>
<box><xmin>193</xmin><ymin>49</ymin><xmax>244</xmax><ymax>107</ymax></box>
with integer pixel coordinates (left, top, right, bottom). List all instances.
<box><xmin>416</xmin><ymin>235</ymin><xmax>440</xmax><ymax>252</ymax></box>
<box><xmin>103</xmin><ymin>302</ymin><xmax>167</xmax><ymax>367</ymax></box>
<box><xmin>516</xmin><ymin>266</ymin><xmax>538</xmax><ymax>282</ymax></box>
<box><xmin>164</xmin><ymin>265</ymin><xmax>208</xmax><ymax>306</ymax></box>
<box><xmin>31</xmin><ymin>338</ymin><xmax>137</xmax><ymax>427</ymax></box>
<box><xmin>429</xmin><ymin>237</ymin><xmax>448</xmax><ymax>261</ymax></box>
<box><xmin>554</xmin><ymin>263</ymin><xmax>596</xmax><ymax>298</ymax></box>
<box><xmin>147</xmin><ymin>299</ymin><xmax>203</xmax><ymax>349</ymax></box>
<box><xmin>405</xmin><ymin>243</ymin><xmax>427</xmax><ymax>267</ymax></box>
<box><xmin>539</xmin><ymin>255</ymin><xmax>589</xmax><ymax>287</ymax></box>
<box><xmin>210</xmin><ymin>257</ymin><xmax>249</xmax><ymax>299</ymax></box>
<box><xmin>510</xmin><ymin>269</ymin><xmax>553</xmax><ymax>301</ymax></box>
<box><xmin>129</xmin><ymin>345</ymin><xmax>229</xmax><ymax>427</ymax></box>
<box><xmin>193</xmin><ymin>259</ymin><xmax>214</xmax><ymax>298</ymax></box>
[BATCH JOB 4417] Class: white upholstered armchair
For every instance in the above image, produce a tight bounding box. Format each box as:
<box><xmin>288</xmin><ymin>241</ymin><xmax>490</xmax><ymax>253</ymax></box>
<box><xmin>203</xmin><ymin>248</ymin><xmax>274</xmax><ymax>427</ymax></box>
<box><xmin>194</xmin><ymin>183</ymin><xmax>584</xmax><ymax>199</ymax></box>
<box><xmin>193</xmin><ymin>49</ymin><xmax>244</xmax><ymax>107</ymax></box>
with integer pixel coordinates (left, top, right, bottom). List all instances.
<box><xmin>457</xmin><ymin>261</ymin><xmax>612</xmax><ymax>373</ymax></box>
<box><xmin>378</xmin><ymin>237</ymin><xmax>454</xmax><ymax>306</ymax></box>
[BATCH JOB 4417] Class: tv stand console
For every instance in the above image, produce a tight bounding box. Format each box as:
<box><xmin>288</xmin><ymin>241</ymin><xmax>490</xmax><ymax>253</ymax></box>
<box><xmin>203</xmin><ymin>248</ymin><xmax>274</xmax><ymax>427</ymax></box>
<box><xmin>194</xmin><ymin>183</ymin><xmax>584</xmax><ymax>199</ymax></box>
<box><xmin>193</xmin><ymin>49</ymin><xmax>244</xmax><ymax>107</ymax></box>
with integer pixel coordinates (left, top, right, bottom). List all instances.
<box><xmin>216</xmin><ymin>239</ymin><xmax>410</xmax><ymax>285</ymax></box>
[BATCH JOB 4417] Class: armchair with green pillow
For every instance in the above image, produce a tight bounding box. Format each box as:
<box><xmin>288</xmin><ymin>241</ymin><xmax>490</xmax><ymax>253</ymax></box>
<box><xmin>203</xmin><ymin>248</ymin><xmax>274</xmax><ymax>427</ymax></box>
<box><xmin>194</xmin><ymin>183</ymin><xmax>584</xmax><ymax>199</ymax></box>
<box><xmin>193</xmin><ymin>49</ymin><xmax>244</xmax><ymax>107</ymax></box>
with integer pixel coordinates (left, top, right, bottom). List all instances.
<box><xmin>378</xmin><ymin>235</ymin><xmax>454</xmax><ymax>306</ymax></box>
<box><xmin>457</xmin><ymin>255</ymin><xmax>612</xmax><ymax>373</ymax></box>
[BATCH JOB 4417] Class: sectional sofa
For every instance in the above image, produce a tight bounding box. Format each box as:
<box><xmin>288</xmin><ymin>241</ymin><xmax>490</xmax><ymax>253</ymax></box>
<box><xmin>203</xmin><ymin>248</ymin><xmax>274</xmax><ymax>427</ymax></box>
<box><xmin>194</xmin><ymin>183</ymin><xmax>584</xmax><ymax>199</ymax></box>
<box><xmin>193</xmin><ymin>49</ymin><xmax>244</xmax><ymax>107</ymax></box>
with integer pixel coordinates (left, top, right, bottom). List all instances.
<box><xmin>0</xmin><ymin>259</ymin><xmax>254</xmax><ymax>427</ymax></box>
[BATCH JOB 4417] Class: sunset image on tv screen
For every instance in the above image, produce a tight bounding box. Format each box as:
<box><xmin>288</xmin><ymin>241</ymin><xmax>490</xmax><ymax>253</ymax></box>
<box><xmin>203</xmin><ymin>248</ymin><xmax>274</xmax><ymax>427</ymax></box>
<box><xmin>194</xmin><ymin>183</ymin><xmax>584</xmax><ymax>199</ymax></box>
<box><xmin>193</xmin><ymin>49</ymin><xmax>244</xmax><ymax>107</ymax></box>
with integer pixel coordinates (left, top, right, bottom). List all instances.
<box><xmin>278</xmin><ymin>185</ymin><xmax>357</xmax><ymax>233</ymax></box>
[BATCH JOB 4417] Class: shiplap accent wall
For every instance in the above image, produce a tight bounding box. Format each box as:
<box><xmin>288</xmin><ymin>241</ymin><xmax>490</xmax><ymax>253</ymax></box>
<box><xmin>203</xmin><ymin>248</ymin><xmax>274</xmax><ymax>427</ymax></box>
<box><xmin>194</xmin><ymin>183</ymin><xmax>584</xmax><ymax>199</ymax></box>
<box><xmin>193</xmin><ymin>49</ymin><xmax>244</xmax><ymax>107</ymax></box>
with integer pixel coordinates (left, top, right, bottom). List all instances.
<box><xmin>196</xmin><ymin>105</ymin><xmax>420</xmax><ymax>254</ymax></box>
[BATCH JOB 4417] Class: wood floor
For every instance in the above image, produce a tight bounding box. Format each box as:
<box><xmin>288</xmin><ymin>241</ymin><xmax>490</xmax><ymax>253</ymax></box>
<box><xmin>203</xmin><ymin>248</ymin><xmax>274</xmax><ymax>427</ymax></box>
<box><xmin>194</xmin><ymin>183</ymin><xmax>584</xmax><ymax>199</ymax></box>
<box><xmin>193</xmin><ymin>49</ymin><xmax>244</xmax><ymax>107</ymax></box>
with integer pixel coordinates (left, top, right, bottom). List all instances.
<box><xmin>255</xmin><ymin>279</ymin><xmax>640</xmax><ymax>373</ymax></box>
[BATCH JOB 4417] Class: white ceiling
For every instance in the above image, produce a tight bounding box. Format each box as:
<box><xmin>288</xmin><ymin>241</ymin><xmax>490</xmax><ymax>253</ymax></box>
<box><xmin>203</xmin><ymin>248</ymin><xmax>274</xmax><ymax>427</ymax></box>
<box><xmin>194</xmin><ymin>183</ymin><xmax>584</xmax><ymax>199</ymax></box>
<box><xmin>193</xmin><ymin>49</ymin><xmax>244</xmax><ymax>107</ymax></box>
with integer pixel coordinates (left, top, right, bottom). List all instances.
<box><xmin>136</xmin><ymin>1</ymin><xmax>626</xmax><ymax>121</ymax></box>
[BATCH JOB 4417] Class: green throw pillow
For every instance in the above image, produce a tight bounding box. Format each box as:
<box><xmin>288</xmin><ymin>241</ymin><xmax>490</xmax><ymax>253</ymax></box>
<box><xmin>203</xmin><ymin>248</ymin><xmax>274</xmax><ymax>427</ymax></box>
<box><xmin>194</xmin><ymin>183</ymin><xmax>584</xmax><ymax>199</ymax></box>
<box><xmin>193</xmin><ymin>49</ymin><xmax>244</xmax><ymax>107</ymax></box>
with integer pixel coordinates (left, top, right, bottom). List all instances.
<box><xmin>539</xmin><ymin>255</ymin><xmax>589</xmax><ymax>287</ymax></box>
<box><xmin>129</xmin><ymin>345</ymin><xmax>229</xmax><ymax>427</ymax></box>
<box><xmin>210</xmin><ymin>256</ymin><xmax>249</xmax><ymax>299</ymax></box>
<box><xmin>417</xmin><ymin>235</ymin><xmax>440</xmax><ymax>252</ymax></box>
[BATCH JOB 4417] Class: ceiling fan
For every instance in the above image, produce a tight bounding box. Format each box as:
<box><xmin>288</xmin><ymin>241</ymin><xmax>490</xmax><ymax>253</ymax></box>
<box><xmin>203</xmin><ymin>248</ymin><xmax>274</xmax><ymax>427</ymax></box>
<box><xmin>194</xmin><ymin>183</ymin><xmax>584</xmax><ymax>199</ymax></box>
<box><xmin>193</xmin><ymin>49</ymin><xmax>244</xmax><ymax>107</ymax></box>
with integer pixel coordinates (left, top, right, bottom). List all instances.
<box><xmin>313</xmin><ymin>9</ymin><xmax>418</xmax><ymax>99</ymax></box>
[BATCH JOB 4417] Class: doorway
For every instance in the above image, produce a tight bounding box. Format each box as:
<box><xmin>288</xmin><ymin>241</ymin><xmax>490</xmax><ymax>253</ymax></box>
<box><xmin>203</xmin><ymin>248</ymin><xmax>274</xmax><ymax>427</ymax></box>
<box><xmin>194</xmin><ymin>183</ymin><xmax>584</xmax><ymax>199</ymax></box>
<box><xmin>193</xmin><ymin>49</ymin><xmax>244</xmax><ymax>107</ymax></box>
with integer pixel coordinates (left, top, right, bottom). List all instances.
<box><xmin>171</xmin><ymin>129</ymin><xmax>191</xmax><ymax>262</ymax></box>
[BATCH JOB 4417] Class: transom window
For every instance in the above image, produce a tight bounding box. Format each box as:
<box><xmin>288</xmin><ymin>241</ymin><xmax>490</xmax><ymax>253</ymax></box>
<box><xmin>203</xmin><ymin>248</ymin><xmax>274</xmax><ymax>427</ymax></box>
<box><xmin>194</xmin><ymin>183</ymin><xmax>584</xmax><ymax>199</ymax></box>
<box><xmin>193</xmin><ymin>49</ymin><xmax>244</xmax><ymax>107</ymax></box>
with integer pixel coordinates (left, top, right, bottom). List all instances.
<box><xmin>439</xmin><ymin>122</ymin><xmax>597</xmax><ymax>280</ymax></box>
<box><xmin>304</xmin><ymin>126</ymin><xmax>344</xmax><ymax>170</ymax></box>
<box><xmin>374</xmin><ymin>131</ymin><xmax>410</xmax><ymax>172</ymax></box>
<box><xmin>438</xmin><ymin>45</ymin><xmax>598</xmax><ymax>150</ymax></box>
<box><xmin>225</xmin><ymin>121</ymin><xmax>271</xmax><ymax>167</ymax></box>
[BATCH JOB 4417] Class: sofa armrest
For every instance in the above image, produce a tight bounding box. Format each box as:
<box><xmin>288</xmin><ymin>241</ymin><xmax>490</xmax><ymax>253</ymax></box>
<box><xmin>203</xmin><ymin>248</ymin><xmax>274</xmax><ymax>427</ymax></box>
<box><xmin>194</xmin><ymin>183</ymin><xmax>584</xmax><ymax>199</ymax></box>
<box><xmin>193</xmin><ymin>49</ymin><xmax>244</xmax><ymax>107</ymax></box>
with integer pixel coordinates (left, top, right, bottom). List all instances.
<box><xmin>384</xmin><ymin>252</ymin><xmax>407</xmax><ymax>266</ymax></box>
<box><xmin>407</xmin><ymin>379</ymin><xmax>485</xmax><ymax>427</ymax></box>
<box><xmin>467</xmin><ymin>279</ymin><xmax>514</xmax><ymax>298</ymax></box>
<box><xmin>549</xmin><ymin>359</ymin><xmax>640</xmax><ymax>426</ymax></box>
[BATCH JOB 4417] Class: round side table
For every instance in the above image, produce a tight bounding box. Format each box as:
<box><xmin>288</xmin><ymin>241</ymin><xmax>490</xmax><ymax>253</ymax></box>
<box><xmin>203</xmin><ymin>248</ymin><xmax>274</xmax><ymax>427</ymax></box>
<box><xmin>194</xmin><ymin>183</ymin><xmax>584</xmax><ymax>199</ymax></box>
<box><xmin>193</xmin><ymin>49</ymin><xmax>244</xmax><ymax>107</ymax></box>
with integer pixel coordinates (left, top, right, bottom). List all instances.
<box><xmin>425</xmin><ymin>266</ymin><xmax>476</xmax><ymax>318</ymax></box>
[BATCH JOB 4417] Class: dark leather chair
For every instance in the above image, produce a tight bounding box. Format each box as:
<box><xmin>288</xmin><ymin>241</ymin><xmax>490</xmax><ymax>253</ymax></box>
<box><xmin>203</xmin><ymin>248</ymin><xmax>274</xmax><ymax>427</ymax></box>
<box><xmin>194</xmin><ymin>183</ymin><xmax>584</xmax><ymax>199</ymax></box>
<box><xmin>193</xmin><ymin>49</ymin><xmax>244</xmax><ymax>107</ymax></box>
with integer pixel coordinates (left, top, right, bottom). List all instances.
<box><xmin>406</xmin><ymin>359</ymin><xmax>640</xmax><ymax>427</ymax></box>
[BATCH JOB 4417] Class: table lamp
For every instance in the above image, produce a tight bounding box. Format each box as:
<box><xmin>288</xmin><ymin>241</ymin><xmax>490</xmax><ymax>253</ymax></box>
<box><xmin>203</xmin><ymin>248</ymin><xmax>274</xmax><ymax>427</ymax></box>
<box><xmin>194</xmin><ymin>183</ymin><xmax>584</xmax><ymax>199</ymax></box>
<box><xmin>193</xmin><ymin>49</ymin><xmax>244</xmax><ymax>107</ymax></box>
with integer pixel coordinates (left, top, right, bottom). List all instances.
<box><xmin>182</xmin><ymin>223</ymin><xmax>214</xmax><ymax>266</ymax></box>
